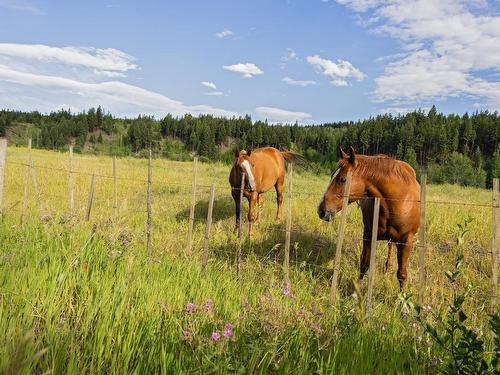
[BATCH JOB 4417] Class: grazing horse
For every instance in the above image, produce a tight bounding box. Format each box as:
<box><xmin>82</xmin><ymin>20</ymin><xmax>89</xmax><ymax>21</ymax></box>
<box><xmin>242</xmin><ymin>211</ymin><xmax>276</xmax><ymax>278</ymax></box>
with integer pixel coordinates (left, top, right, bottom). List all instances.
<box><xmin>229</xmin><ymin>147</ymin><xmax>303</xmax><ymax>234</ymax></box>
<box><xmin>317</xmin><ymin>147</ymin><xmax>420</xmax><ymax>290</ymax></box>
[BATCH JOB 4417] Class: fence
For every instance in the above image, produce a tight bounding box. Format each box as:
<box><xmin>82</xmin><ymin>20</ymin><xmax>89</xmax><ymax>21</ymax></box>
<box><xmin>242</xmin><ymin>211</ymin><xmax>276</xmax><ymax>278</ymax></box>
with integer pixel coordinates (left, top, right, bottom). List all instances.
<box><xmin>0</xmin><ymin>138</ymin><xmax>498</xmax><ymax>316</ymax></box>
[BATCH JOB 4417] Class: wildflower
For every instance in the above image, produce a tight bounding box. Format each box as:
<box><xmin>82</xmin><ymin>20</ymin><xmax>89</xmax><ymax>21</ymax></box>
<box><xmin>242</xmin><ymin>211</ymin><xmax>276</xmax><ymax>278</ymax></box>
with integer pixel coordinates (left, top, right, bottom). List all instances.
<box><xmin>381</xmin><ymin>325</ymin><xmax>386</xmax><ymax>332</ymax></box>
<box><xmin>223</xmin><ymin>323</ymin><xmax>233</xmax><ymax>338</ymax></box>
<box><xmin>422</xmin><ymin>305</ymin><xmax>432</xmax><ymax>312</ymax></box>
<box><xmin>297</xmin><ymin>310</ymin><xmax>305</xmax><ymax>318</ymax></box>
<box><xmin>183</xmin><ymin>330</ymin><xmax>191</xmax><ymax>338</ymax></box>
<box><xmin>411</xmin><ymin>322</ymin><xmax>418</xmax><ymax>329</ymax></box>
<box><xmin>283</xmin><ymin>282</ymin><xmax>290</xmax><ymax>296</ymax></box>
<box><xmin>185</xmin><ymin>302</ymin><xmax>195</xmax><ymax>313</ymax></box>
<box><xmin>426</xmin><ymin>338</ymin><xmax>432</xmax><ymax>346</ymax></box>
<box><xmin>211</xmin><ymin>331</ymin><xmax>220</xmax><ymax>341</ymax></box>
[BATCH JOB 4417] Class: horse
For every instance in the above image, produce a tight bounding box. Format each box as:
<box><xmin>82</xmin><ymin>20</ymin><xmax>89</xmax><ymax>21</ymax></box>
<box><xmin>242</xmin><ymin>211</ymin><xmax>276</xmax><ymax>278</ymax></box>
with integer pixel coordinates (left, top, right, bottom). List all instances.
<box><xmin>229</xmin><ymin>147</ymin><xmax>303</xmax><ymax>234</ymax></box>
<box><xmin>317</xmin><ymin>147</ymin><xmax>420</xmax><ymax>290</ymax></box>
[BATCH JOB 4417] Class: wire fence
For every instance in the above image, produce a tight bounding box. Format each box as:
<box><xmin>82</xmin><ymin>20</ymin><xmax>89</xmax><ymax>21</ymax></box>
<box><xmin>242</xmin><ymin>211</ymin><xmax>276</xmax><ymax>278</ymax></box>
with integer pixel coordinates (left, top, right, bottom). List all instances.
<box><xmin>0</xmin><ymin>141</ymin><xmax>498</xmax><ymax>316</ymax></box>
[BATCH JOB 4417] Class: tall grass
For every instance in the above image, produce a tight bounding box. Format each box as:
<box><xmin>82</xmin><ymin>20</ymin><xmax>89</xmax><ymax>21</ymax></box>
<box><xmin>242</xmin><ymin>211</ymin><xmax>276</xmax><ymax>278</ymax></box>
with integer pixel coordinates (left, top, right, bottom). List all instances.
<box><xmin>0</xmin><ymin>147</ymin><xmax>496</xmax><ymax>373</ymax></box>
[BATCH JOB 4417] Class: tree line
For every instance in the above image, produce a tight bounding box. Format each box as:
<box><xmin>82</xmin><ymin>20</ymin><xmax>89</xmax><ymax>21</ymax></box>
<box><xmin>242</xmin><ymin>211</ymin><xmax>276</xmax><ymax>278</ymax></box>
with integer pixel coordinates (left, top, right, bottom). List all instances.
<box><xmin>0</xmin><ymin>105</ymin><xmax>498</xmax><ymax>187</ymax></box>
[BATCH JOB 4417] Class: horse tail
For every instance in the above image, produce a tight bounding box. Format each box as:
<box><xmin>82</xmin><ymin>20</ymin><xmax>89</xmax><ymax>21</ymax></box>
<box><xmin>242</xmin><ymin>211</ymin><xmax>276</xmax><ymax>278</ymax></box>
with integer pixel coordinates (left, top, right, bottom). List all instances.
<box><xmin>280</xmin><ymin>151</ymin><xmax>308</xmax><ymax>167</ymax></box>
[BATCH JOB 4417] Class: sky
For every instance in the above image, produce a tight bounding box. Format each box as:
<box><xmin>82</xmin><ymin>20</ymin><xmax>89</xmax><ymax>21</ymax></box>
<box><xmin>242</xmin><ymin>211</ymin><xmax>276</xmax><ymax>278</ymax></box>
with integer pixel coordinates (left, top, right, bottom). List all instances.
<box><xmin>0</xmin><ymin>0</ymin><xmax>499</xmax><ymax>124</ymax></box>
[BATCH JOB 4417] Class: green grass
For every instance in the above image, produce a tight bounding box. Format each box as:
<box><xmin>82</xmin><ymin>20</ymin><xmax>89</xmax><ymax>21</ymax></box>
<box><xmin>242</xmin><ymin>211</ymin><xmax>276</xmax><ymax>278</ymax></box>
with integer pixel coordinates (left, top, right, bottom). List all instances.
<box><xmin>0</xmin><ymin>146</ymin><xmax>496</xmax><ymax>374</ymax></box>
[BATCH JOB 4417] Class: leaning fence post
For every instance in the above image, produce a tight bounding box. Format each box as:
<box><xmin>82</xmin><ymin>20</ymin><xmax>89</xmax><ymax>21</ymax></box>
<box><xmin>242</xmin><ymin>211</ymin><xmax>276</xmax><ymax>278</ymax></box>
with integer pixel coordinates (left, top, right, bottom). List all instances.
<box><xmin>0</xmin><ymin>138</ymin><xmax>6</xmax><ymax>217</ymax></box>
<box><xmin>283</xmin><ymin>163</ymin><xmax>293</xmax><ymax>287</ymax></box>
<box><xmin>186</xmin><ymin>157</ymin><xmax>198</xmax><ymax>255</ymax></box>
<box><xmin>69</xmin><ymin>144</ymin><xmax>74</xmax><ymax>212</ymax></box>
<box><xmin>146</xmin><ymin>149</ymin><xmax>153</xmax><ymax>262</ymax></box>
<box><xmin>418</xmin><ymin>174</ymin><xmax>427</xmax><ymax>307</ymax></box>
<box><xmin>236</xmin><ymin>172</ymin><xmax>245</xmax><ymax>279</ymax></box>
<box><xmin>330</xmin><ymin>171</ymin><xmax>352</xmax><ymax>306</ymax></box>
<box><xmin>366</xmin><ymin>197</ymin><xmax>381</xmax><ymax>318</ymax></box>
<box><xmin>113</xmin><ymin>155</ymin><xmax>118</xmax><ymax>219</ymax></box>
<box><xmin>85</xmin><ymin>174</ymin><xmax>96</xmax><ymax>221</ymax></box>
<box><xmin>491</xmin><ymin>178</ymin><xmax>499</xmax><ymax>314</ymax></box>
<box><xmin>201</xmin><ymin>184</ymin><xmax>216</xmax><ymax>272</ymax></box>
<box><xmin>20</xmin><ymin>139</ymin><xmax>31</xmax><ymax>224</ymax></box>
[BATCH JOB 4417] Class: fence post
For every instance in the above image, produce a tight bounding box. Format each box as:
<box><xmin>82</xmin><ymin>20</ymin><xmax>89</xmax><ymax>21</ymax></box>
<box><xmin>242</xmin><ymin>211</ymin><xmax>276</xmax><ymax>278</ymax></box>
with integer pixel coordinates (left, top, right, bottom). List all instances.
<box><xmin>283</xmin><ymin>163</ymin><xmax>293</xmax><ymax>287</ymax></box>
<box><xmin>20</xmin><ymin>139</ymin><xmax>31</xmax><ymax>224</ymax></box>
<box><xmin>366</xmin><ymin>197</ymin><xmax>381</xmax><ymax>318</ymax></box>
<box><xmin>236</xmin><ymin>172</ymin><xmax>245</xmax><ymax>279</ymax></box>
<box><xmin>491</xmin><ymin>178</ymin><xmax>499</xmax><ymax>314</ymax></box>
<box><xmin>85</xmin><ymin>174</ymin><xmax>96</xmax><ymax>221</ymax></box>
<box><xmin>201</xmin><ymin>184</ymin><xmax>216</xmax><ymax>272</ymax></box>
<box><xmin>146</xmin><ymin>149</ymin><xmax>153</xmax><ymax>262</ymax></box>
<box><xmin>69</xmin><ymin>144</ymin><xmax>74</xmax><ymax>212</ymax></box>
<box><xmin>0</xmin><ymin>138</ymin><xmax>6</xmax><ymax>217</ymax></box>
<box><xmin>330</xmin><ymin>171</ymin><xmax>352</xmax><ymax>306</ymax></box>
<box><xmin>418</xmin><ymin>174</ymin><xmax>427</xmax><ymax>307</ymax></box>
<box><xmin>113</xmin><ymin>155</ymin><xmax>118</xmax><ymax>219</ymax></box>
<box><xmin>186</xmin><ymin>157</ymin><xmax>198</xmax><ymax>255</ymax></box>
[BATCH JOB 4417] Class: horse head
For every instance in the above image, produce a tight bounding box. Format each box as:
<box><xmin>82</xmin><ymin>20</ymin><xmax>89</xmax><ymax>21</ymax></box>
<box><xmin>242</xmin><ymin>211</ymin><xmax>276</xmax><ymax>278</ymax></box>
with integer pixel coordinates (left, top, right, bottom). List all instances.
<box><xmin>318</xmin><ymin>146</ymin><xmax>366</xmax><ymax>221</ymax></box>
<box><xmin>234</xmin><ymin>149</ymin><xmax>256</xmax><ymax>191</ymax></box>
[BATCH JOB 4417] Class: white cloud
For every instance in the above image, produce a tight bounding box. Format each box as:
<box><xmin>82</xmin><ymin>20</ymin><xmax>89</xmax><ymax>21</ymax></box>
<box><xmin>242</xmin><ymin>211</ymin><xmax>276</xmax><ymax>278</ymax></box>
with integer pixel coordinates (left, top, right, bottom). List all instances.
<box><xmin>204</xmin><ymin>91</ymin><xmax>226</xmax><ymax>96</ymax></box>
<box><xmin>0</xmin><ymin>0</ymin><xmax>44</xmax><ymax>15</ymax></box>
<box><xmin>215</xmin><ymin>29</ymin><xmax>234</xmax><ymax>39</ymax></box>
<box><xmin>337</xmin><ymin>0</ymin><xmax>500</xmax><ymax>109</ymax></box>
<box><xmin>201</xmin><ymin>81</ymin><xmax>217</xmax><ymax>90</ymax></box>
<box><xmin>0</xmin><ymin>43</ymin><xmax>237</xmax><ymax>118</ymax></box>
<box><xmin>379</xmin><ymin>106</ymin><xmax>430</xmax><ymax>115</ymax></box>
<box><xmin>255</xmin><ymin>106</ymin><xmax>312</xmax><ymax>123</ymax></box>
<box><xmin>223</xmin><ymin>63</ymin><xmax>264</xmax><ymax>78</ymax></box>
<box><xmin>307</xmin><ymin>54</ymin><xmax>365</xmax><ymax>85</ymax></box>
<box><xmin>281</xmin><ymin>48</ymin><xmax>298</xmax><ymax>62</ymax></box>
<box><xmin>282</xmin><ymin>76</ymin><xmax>317</xmax><ymax>87</ymax></box>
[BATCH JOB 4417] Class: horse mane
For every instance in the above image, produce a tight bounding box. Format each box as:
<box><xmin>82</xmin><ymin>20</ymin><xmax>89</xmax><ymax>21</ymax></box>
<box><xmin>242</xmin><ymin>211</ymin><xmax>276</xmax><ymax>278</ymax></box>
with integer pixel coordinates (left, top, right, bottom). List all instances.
<box><xmin>338</xmin><ymin>154</ymin><xmax>416</xmax><ymax>183</ymax></box>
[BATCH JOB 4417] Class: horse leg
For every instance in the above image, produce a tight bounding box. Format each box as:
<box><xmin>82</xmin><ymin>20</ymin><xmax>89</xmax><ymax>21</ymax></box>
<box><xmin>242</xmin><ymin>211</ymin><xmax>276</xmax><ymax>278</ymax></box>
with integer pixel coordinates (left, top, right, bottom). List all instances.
<box><xmin>274</xmin><ymin>179</ymin><xmax>284</xmax><ymax>221</ymax></box>
<box><xmin>247</xmin><ymin>192</ymin><xmax>258</xmax><ymax>235</ymax></box>
<box><xmin>232</xmin><ymin>189</ymin><xmax>241</xmax><ymax>232</ymax></box>
<box><xmin>359</xmin><ymin>228</ymin><xmax>371</xmax><ymax>280</ymax></box>
<box><xmin>385</xmin><ymin>242</ymin><xmax>394</xmax><ymax>273</ymax></box>
<box><xmin>256</xmin><ymin>194</ymin><xmax>264</xmax><ymax>223</ymax></box>
<box><xmin>396</xmin><ymin>235</ymin><xmax>413</xmax><ymax>291</ymax></box>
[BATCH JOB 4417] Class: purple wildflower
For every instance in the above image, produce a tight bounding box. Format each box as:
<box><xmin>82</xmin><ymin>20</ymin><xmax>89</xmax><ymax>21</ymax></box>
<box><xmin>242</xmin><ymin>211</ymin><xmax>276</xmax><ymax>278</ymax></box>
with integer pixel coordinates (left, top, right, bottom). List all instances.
<box><xmin>185</xmin><ymin>302</ymin><xmax>195</xmax><ymax>313</ymax></box>
<box><xmin>223</xmin><ymin>323</ymin><xmax>234</xmax><ymax>338</ymax></box>
<box><xmin>211</xmin><ymin>331</ymin><xmax>221</xmax><ymax>341</ymax></box>
<box><xmin>283</xmin><ymin>282</ymin><xmax>290</xmax><ymax>296</ymax></box>
<box><xmin>183</xmin><ymin>330</ymin><xmax>191</xmax><ymax>338</ymax></box>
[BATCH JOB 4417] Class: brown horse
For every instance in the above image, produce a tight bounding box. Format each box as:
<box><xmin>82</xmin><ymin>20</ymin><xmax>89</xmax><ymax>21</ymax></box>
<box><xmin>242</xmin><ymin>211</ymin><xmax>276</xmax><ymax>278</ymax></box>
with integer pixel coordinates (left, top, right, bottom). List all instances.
<box><xmin>229</xmin><ymin>147</ymin><xmax>303</xmax><ymax>234</ymax></box>
<box><xmin>317</xmin><ymin>147</ymin><xmax>420</xmax><ymax>290</ymax></box>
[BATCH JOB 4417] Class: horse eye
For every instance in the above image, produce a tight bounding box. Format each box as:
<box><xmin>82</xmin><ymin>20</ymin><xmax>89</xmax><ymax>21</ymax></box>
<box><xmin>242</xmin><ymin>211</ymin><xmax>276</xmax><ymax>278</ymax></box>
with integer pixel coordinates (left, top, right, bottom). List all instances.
<box><xmin>339</xmin><ymin>177</ymin><xmax>346</xmax><ymax>183</ymax></box>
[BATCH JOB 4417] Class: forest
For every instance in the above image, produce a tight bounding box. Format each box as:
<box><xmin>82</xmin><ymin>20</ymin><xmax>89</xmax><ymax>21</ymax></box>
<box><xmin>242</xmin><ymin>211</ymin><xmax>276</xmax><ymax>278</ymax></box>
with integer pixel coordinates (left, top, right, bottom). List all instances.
<box><xmin>0</xmin><ymin>105</ymin><xmax>498</xmax><ymax>187</ymax></box>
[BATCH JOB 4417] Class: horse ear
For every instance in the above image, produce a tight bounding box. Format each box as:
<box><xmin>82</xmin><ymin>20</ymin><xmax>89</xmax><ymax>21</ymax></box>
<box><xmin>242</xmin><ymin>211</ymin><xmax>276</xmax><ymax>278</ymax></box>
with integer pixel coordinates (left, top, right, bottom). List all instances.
<box><xmin>348</xmin><ymin>146</ymin><xmax>357</xmax><ymax>165</ymax></box>
<box><xmin>339</xmin><ymin>146</ymin><xmax>348</xmax><ymax>159</ymax></box>
<box><xmin>246</xmin><ymin>149</ymin><xmax>252</xmax><ymax>157</ymax></box>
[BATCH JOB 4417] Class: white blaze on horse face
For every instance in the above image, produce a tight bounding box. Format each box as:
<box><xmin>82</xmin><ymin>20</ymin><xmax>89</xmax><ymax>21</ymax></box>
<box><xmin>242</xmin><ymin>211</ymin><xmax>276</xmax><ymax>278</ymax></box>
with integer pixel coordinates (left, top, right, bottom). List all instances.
<box><xmin>325</xmin><ymin>168</ymin><xmax>340</xmax><ymax>195</ymax></box>
<box><xmin>241</xmin><ymin>159</ymin><xmax>256</xmax><ymax>191</ymax></box>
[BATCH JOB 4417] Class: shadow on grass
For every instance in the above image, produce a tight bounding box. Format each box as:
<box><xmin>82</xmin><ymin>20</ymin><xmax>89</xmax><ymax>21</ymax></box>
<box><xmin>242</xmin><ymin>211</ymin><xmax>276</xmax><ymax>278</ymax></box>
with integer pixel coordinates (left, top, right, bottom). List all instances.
<box><xmin>176</xmin><ymin>197</ymin><xmax>235</xmax><ymax>223</ymax></box>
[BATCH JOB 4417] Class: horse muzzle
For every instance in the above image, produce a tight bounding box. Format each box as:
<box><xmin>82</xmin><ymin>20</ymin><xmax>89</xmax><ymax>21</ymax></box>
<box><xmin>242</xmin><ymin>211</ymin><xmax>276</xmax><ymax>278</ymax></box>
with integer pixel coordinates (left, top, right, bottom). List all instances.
<box><xmin>317</xmin><ymin>201</ymin><xmax>335</xmax><ymax>222</ymax></box>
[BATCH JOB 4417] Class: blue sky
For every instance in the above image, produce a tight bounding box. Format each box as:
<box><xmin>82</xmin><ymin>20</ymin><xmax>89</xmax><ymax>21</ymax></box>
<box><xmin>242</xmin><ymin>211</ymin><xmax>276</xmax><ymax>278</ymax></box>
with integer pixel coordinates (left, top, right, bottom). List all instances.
<box><xmin>0</xmin><ymin>0</ymin><xmax>499</xmax><ymax>123</ymax></box>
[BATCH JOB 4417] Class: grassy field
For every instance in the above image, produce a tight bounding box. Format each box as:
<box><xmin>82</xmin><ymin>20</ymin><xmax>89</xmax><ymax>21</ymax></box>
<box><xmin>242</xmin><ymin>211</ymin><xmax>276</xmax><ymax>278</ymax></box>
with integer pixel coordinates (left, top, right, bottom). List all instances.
<box><xmin>0</xmin><ymin>146</ymin><xmax>497</xmax><ymax>374</ymax></box>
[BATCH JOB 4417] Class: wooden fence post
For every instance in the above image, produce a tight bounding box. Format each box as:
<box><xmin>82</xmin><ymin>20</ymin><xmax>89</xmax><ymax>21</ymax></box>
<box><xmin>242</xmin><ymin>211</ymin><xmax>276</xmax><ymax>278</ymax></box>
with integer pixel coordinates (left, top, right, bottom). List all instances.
<box><xmin>283</xmin><ymin>163</ymin><xmax>293</xmax><ymax>286</ymax></box>
<box><xmin>186</xmin><ymin>157</ymin><xmax>198</xmax><ymax>255</ymax></box>
<box><xmin>20</xmin><ymin>139</ymin><xmax>31</xmax><ymax>224</ymax></box>
<box><xmin>201</xmin><ymin>184</ymin><xmax>216</xmax><ymax>272</ymax></box>
<box><xmin>28</xmin><ymin>142</ymin><xmax>48</xmax><ymax>218</ymax></box>
<box><xmin>236</xmin><ymin>172</ymin><xmax>245</xmax><ymax>279</ymax></box>
<box><xmin>418</xmin><ymin>174</ymin><xmax>427</xmax><ymax>307</ymax></box>
<box><xmin>330</xmin><ymin>171</ymin><xmax>352</xmax><ymax>306</ymax></box>
<box><xmin>113</xmin><ymin>155</ymin><xmax>118</xmax><ymax>219</ymax></box>
<box><xmin>366</xmin><ymin>197</ymin><xmax>381</xmax><ymax>318</ymax></box>
<box><xmin>146</xmin><ymin>149</ymin><xmax>153</xmax><ymax>262</ymax></box>
<box><xmin>85</xmin><ymin>174</ymin><xmax>96</xmax><ymax>221</ymax></box>
<box><xmin>491</xmin><ymin>178</ymin><xmax>499</xmax><ymax>314</ymax></box>
<box><xmin>0</xmin><ymin>138</ymin><xmax>6</xmax><ymax>217</ymax></box>
<box><xmin>69</xmin><ymin>144</ymin><xmax>74</xmax><ymax>212</ymax></box>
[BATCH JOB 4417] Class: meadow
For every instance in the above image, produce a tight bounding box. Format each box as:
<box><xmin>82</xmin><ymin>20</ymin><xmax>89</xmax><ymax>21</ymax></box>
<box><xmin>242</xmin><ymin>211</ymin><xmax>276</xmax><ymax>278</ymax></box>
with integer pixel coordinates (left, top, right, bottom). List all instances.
<box><xmin>0</xmin><ymin>146</ymin><xmax>497</xmax><ymax>374</ymax></box>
